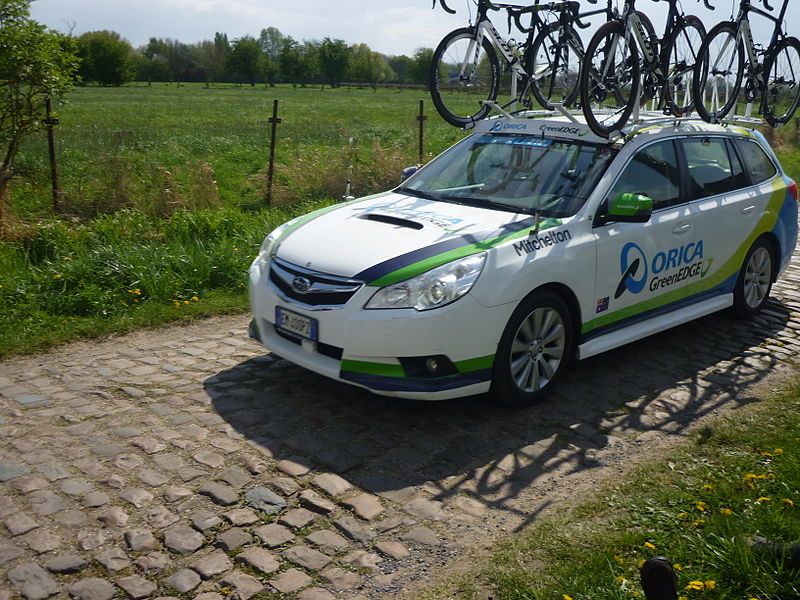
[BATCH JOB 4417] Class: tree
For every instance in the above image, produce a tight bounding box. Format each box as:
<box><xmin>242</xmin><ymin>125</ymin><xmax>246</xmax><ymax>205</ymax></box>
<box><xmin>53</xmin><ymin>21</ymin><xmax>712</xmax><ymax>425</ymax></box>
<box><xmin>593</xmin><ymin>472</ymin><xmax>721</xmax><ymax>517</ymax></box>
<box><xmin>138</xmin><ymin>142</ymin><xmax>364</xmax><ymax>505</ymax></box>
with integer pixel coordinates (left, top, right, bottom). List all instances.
<box><xmin>0</xmin><ymin>0</ymin><xmax>79</xmax><ymax>222</ymax></box>
<box><xmin>258</xmin><ymin>27</ymin><xmax>284</xmax><ymax>86</ymax></box>
<box><xmin>318</xmin><ymin>37</ymin><xmax>350</xmax><ymax>88</ymax></box>
<box><xmin>196</xmin><ymin>33</ymin><xmax>227</xmax><ymax>86</ymax></box>
<box><xmin>350</xmin><ymin>44</ymin><xmax>393</xmax><ymax>89</ymax></box>
<box><xmin>279</xmin><ymin>37</ymin><xmax>319</xmax><ymax>87</ymax></box>
<box><xmin>409</xmin><ymin>47</ymin><xmax>434</xmax><ymax>88</ymax></box>
<box><xmin>76</xmin><ymin>30</ymin><xmax>134</xmax><ymax>86</ymax></box>
<box><xmin>226</xmin><ymin>36</ymin><xmax>264</xmax><ymax>86</ymax></box>
<box><xmin>388</xmin><ymin>55</ymin><xmax>412</xmax><ymax>83</ymax></box>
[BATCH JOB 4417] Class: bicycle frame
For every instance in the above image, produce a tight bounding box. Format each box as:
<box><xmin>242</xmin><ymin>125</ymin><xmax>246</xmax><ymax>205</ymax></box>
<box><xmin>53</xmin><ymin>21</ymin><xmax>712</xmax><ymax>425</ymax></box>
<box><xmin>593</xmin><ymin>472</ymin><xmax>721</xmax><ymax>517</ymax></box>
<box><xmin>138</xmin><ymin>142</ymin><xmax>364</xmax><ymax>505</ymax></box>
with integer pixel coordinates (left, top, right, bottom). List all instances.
<box><xmin>707</xmin><ymin>0</ymin><xmax>790</xmax><ymax>116</ymax></box>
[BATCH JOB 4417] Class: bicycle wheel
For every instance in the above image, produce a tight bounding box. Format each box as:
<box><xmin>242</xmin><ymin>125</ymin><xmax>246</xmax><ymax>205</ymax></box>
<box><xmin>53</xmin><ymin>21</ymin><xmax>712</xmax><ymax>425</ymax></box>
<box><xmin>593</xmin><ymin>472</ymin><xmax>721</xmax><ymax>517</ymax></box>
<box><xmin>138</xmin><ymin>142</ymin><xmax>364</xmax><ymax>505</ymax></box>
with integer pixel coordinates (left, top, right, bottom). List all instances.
<box><xmin>580</xmin><ymin>20</ymin><xmax>640</xmax><ymax>138</ymax></box>
<box><xmin>526</xmin><ymin>22</ymin><xmax>583</xmax><ymax>109</ymax></box>
<box><xmin>661</xmin><ymin>15</ymin><xmax>705</xmax><ymax>115</ymax></box>
<box><xmin>762</xmin><ymin>36</ymin><xmax>800</xmax><ymax>127</ymax></box>
<box><xmin>692</xmin><ymin>22</ymin><xmax>744</xmax><ymax>123</ymax></box>
<box><xmin>635</xmin><ymin>11</ymin><xmax>660</xmax><ymax>106</ymax></box>
<box><xmin>430</xmin><ymin>27</ymin><xmax>501</xmax><ymax>127</ymax></box>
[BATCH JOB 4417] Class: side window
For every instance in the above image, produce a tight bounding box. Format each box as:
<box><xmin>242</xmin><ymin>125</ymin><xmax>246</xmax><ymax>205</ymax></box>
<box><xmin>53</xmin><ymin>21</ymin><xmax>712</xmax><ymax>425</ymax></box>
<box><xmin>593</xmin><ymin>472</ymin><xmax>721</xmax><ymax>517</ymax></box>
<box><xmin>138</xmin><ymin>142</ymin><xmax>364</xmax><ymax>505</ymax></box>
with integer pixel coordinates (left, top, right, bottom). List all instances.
<box><xmin>735</xmin><ymin>138</ymin><xmax>777</xmax><ymax>185</ymax></box>
<box><xmin>607</xmin><ymin>140</ymin><xmax>680</xmax><ymax>210</ymax></box>
<box><xmin>681</xmin><ymin>137</ymin><xmax>748</xmax><ymax>200</ymax></box>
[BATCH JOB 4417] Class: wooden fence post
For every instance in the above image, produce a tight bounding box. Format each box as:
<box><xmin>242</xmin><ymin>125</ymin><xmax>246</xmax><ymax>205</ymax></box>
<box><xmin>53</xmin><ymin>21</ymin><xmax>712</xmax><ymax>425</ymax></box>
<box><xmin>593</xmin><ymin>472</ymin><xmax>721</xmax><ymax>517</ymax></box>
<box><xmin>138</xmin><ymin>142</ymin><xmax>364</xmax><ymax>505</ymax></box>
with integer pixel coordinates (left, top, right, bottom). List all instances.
<box><xmin>44</xmin><ymin>97</ymin><xmax>62</xmax><ymax>213</ymax></box>
<box><xmin>266</xmin><ymin>99</ymin><xmax>281</xmax><ymax>208</ymax></box>
<box><xmin>417</xmin><ymin>99</ymin><xmax>427</xmax><ymax>165</ymax></box>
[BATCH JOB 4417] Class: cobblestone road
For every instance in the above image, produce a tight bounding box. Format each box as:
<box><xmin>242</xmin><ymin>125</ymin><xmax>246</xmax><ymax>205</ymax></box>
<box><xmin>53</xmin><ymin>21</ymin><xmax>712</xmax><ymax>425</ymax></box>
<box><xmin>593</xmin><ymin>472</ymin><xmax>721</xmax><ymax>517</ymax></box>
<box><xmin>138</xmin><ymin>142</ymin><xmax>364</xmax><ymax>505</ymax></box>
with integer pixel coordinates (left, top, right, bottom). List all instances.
<box><xmin>1</xmin><ymin>249</ymin><xmax>799</xmax><ymax>600</ymax></box>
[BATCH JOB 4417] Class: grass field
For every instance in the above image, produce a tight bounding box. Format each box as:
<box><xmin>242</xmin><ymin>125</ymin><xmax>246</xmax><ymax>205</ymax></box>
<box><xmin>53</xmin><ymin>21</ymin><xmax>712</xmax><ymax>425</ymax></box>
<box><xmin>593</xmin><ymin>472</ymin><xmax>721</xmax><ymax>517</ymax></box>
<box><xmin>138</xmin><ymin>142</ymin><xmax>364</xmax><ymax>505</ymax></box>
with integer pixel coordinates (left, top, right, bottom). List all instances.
<box><xmin>12</xmin><ymin>83</ymin><xmax>466</xmax><ymax>219</ymax></box>
<box><xmin>422</xmin><ymin>385</ymin><xmax>800</xmax><ymax>600</ymax></box>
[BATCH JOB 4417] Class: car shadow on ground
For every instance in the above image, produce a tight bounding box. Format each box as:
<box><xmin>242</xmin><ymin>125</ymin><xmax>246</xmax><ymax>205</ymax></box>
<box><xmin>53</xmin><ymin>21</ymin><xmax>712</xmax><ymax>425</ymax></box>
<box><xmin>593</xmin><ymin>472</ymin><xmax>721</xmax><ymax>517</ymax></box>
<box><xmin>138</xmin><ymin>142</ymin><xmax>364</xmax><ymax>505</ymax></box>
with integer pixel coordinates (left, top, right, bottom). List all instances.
<box><xmin>205</xmin><ymin>298</ymin><xmax>791</xmax><ymax>529</ymax></box>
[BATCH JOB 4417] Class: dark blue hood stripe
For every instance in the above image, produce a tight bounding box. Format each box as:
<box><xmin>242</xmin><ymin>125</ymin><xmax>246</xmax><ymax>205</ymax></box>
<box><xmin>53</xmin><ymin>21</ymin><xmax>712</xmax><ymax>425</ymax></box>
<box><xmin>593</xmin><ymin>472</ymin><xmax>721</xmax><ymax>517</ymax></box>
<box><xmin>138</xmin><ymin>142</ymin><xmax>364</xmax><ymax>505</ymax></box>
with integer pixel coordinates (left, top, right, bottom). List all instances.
<box><xmin>355</xmin><ymin>216</ymin><xmax>537</xmax><ymax>284</ymax></box>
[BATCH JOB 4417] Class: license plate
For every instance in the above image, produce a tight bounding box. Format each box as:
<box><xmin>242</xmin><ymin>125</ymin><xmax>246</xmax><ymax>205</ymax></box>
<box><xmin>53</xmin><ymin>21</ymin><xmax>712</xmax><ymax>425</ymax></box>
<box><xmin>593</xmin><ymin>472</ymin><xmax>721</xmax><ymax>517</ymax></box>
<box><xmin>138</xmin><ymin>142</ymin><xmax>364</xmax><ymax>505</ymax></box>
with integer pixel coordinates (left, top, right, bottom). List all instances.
<box><xmin>275</xmin><ymin>307</ymin><xmax>318</xmax><ymax>341</ymax></box>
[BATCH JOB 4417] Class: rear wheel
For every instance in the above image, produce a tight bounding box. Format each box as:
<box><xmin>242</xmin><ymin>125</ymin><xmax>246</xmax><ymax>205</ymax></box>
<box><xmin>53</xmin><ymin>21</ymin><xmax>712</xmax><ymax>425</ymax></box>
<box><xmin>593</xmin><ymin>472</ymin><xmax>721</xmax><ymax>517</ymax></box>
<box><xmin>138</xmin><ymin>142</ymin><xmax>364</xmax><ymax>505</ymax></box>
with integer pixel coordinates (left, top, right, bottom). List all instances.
<box><xmin>580</xmin><ymin>20</ymin><xmax>640</xmax><ymax>138</ymax></box>
<box><xmin>762</xmin><ymin>36</ymin><xmax>800</xmax><ymax>127</ymax></box>
<box><xmin>491</xmin><ymin>290</ymin><xmax>573</xmax><ymax>407</ymax></box>
<box><xmin>430</xmin><ymin>28</ymin><xmax>501</xmax><ymax>127</ymax></box>
<box><xmin>692</xmin><ymin>22</ymin><xmax>744</xmax><ymax>123</ymax></box>
<box><xmin>661</xmin><ymin>15</ymin><xmax>705</xmax><ymax>115</ymax></box>
<box><xmin>733</xmin><ymin>237</ymin><xmax>774</xmax><ymax>318</ymax></box>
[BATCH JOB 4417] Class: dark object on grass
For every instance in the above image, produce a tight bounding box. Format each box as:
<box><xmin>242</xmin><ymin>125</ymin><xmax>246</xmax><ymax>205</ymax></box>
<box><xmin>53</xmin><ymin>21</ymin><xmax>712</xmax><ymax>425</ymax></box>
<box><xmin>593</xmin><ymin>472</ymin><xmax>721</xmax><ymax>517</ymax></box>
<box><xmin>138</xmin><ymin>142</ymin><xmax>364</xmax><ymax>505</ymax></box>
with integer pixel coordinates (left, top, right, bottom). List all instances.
<box><xmin>640</xmin><ymin>556</ymin><xmax>679</xmax><ymax>600</ymax></box>
<box><xmin>747</xmin><ymin>536</ymin><xmax>800</xmax><ymax>569</ymax></box>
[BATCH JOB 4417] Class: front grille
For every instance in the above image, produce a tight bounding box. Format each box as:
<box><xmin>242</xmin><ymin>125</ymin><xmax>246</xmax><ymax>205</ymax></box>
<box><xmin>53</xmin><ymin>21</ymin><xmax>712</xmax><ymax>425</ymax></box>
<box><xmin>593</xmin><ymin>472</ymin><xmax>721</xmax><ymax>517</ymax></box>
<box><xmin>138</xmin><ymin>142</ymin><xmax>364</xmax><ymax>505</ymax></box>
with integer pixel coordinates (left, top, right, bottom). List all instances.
<box><xmin>269</xmin><ymin>258</ymin><xmax>363</xmax><ymax>308</ymax></box>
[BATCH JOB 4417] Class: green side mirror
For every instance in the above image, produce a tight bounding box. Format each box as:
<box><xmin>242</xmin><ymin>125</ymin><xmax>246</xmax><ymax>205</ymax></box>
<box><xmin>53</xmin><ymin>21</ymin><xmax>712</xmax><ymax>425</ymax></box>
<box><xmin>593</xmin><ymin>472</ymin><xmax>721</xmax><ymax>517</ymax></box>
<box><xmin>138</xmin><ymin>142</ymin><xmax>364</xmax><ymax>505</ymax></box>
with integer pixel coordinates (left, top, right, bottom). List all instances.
<box><xmin>607</xmin><ymin>192</ymin><xmax>653</xmax><ymax>223</ymax></box>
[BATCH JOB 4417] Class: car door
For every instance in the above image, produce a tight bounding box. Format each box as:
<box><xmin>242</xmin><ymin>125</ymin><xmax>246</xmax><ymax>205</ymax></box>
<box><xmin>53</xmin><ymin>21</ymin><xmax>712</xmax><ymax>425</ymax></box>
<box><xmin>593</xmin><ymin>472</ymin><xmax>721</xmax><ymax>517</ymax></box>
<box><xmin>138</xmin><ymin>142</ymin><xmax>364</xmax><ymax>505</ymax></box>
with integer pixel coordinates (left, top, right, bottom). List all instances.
<box><xmin>589</xmin><ymin>138</ymin><xmax>698</xmax><ymax>340</ymax></box>
<box><xmin>687</xmin><ymin>136</ymin><xmax>779</xmax><ymax>295</ymax></box>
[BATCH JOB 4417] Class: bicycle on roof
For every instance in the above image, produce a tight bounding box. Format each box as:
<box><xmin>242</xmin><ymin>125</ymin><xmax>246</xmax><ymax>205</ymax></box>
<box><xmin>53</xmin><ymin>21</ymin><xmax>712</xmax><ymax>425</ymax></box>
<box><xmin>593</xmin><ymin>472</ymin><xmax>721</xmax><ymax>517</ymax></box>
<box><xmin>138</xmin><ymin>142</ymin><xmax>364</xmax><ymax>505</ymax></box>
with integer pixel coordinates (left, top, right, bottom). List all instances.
<box><xmin>578</xmin><ymin>0</ymin><xmax>714</xmax><ymax>138</ymax></box>
<box><xmin>429</xmin><ymin>0</ymin><xmax>614</xmax><ymax>127</ymax></box>
<box><xmin>691</xmin><ymin>0</ymin><xmax>800</xmax><ymax>127</ymax></box>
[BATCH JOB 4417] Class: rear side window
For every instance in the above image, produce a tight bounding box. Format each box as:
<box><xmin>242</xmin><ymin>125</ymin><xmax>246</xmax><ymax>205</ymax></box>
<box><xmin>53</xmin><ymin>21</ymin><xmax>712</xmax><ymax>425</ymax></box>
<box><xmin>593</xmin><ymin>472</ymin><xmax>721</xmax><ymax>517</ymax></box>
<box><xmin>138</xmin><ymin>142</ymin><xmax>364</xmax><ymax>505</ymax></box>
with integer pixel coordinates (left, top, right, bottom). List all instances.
<box><xmin>735</xmin><ymin>138</ymin><xmax>777</xmax><ymax>185</ymax></box>
<box><xmin>681</xmin><ymin>137</ymin><xmax>748</xmax><ymax>200</ymax></box>
<box><xmin>607</xmin><ymin>140</ymin><xmax>680</xmax><ymax>210</ymax></box>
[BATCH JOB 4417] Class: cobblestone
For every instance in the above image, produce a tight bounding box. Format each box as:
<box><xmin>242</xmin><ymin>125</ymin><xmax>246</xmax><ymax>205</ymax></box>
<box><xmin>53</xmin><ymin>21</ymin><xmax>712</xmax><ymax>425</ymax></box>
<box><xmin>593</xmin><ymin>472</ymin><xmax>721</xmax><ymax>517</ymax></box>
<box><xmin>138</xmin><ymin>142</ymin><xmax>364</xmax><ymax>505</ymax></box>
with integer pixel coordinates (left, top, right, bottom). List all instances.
<box><xmin>1</xmin><ymin>249</ymin><xmax>799</xmax><ymax>600</ymax></box>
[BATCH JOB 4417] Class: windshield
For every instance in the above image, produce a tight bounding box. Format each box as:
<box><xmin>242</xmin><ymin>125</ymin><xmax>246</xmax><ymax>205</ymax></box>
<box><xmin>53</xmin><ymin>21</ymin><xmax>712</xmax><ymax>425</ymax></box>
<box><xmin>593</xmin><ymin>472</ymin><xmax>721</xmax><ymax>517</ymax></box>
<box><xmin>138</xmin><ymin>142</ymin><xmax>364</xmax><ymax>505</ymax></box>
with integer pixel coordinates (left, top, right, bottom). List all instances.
<box><xmin>399</xmin><ymin>133</ymin><xmax>616</xmax><ymax>217</ymax></box>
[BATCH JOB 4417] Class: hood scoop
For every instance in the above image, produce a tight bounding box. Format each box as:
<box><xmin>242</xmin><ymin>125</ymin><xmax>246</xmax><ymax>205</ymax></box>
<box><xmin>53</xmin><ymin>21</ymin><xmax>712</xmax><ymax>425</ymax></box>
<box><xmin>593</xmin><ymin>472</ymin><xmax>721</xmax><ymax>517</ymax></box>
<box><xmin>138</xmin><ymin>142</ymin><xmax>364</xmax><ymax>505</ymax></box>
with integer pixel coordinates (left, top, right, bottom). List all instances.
<box><xmin>358</xmin><ymin>213</ymin><xmax>424</xmax><ymax>230</ymax></box>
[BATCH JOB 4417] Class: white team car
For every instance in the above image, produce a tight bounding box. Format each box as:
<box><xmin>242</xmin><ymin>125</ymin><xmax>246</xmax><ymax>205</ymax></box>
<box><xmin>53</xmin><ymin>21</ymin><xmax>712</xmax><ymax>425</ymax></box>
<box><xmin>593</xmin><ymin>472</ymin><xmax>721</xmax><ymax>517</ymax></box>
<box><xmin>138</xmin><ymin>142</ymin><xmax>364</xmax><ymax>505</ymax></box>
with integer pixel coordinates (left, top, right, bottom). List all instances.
<box><xmin>249</xmin><ymin>115</ymin><xmax>798</xmax><ymax>406</ymax></box>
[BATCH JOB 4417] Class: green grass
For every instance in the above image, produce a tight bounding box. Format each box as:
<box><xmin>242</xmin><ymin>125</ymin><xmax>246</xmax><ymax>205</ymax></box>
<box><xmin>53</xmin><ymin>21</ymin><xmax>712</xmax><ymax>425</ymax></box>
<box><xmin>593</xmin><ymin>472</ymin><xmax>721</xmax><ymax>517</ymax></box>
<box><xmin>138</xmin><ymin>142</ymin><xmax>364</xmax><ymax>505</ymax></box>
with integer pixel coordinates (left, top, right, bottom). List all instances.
<box><xmin>423</xmin><ymin>388</ymin><xmax>800</xmax><ymax>600</ymax></box>
<box><xmin>11</xmin><ymin>83</ymin><xmax>466</xmax><ymax>219</ymax></box>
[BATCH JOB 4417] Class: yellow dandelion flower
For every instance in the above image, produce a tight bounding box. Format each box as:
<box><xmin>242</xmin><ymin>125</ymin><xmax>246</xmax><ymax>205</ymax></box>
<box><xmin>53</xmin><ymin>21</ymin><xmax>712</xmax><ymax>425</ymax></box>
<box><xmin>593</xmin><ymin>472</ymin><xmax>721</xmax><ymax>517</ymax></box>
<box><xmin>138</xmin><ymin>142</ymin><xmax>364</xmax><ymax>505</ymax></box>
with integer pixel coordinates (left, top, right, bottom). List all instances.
<box><xmin>53</xmin><ymin>274</ymin><xmax>62</xmax><ymax>279</ymax></box>
<box><xmin>62</xmin><ymin>256</ymin><xmax>71</xmax><ymax>261</ymax></box>
<box><xmin>703</xmin><ymin>484</ymin><xmax>714</xmax><ymax>491</ymax></box>
<box><xmin>758</xmin><ymin>497</ymin><xmax>772</xmax><ymax>503</ymax></box>
<box><xmin>133</xmin><ymin>288</ymin><xmax>141</xmax><ymax>295</ymax></box>
<box><xmin>678</xmin><ymin>512</ymin><xmax>688</xmax><ymax>518</ymax></box>
<box><xmin>637</xmin><ymin>559</ymin><xmax>646</xmax><ymax>569</ymax></box>
<box><xmin>686</xmin><ymin>581</ymin><xmax>705</xmax><ymax>591</ymax></box>
<box><xmin>774</xmin><ymin>448</ymin><xmax>784</xmax><ymax>455</ymax></box>
<box><xmin>674</xmin><ymin>564</ymin><xmax>682</xmax><ymax>571</ymax></box>
<box><xmin>693</xmin><ymin>519</ymin><xmax>705</xmax><ymax>527</ymax></box>
<box><xmin>720</xmin><ymin>508</ymin><xmax>733</xmax><ymax>515</ymax></box>
<box><xmin>616</xmin><ymin>575</ymin><xmax>627</xmax><ymax>584</ymax></box>
<box><xmin>705</xmin><ymin>581</ymin><xmax>716</xmax><ymax>590</ymax></box>
<box><xmin>563</xmin><ymin>595</ymin><xmax>573</xmax><ymax>600</ymax></box>
<box><xmin>191</xmin><ymin>296</ymin><xmax>199</xmax><ymax>302</ymax></box>
<box><xmin>762</xmin><ymin>452</ymin><xmax>773</xmax><ymax>458</ymax></box>
<box><xmin>183</xmin><ymin>300</ymin><xmax>189</xmax><ymax>305</ymax></box>
<box><xmin>679</xmin><ymin>597</ymin><xmax>688</xmax><ymax>600</ymax></box>
<box><xmin>644</xmin><ymin>542</ymin><xmax>656</xmax><ymax>550</ymax></box>
<box><xmin>695</xmin><ymin>501</ymin><xmax>707</xmax><ymax>511</ymax></box>
<box><xmin>766</xmin><ymin>473</ymin><xmax>776</xmax><ymax>480</ymax></box>
<box><xmin>781</xmin><ymin>498</ymin><xmax>794</xmax><ymax>508</ymax></box>
<box><xmin>613</xmin><ymin>555</ymin><xmax>624</xmax><ymax>564</ymax></box>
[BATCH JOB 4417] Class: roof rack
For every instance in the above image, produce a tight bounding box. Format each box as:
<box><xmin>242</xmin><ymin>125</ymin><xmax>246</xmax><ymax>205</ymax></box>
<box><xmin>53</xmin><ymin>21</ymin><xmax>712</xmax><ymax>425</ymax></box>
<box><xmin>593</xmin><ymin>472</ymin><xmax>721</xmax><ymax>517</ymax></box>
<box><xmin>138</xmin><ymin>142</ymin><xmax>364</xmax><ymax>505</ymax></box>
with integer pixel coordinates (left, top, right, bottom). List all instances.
<box><xmin>472</xmin><ymin>100</ymin><xmax>766</xmax><ymax>141</ymax></box>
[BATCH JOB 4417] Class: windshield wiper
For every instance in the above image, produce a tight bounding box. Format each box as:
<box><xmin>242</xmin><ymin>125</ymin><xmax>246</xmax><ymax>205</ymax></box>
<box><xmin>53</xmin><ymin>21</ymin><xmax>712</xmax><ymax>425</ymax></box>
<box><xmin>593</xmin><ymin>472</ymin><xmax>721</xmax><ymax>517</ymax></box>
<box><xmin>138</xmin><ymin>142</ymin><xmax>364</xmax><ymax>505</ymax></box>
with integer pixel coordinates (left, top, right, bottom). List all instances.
<box><xmin>395</xmin><ymin>186</ymin><xmax>440</xmax><ymax>201</ymax></box>
<box><xmin>440</xmin><ymin>195</ymin><xmax>532</xmax><ymax>214</ymax></box>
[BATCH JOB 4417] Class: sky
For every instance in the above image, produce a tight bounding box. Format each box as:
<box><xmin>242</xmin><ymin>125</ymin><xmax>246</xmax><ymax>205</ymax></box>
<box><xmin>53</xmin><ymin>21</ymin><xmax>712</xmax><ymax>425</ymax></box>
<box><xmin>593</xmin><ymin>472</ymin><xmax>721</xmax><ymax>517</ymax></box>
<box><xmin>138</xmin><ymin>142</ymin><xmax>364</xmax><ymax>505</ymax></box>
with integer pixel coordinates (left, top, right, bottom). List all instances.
<box><xmin>29</xmin><ymin>0</ymin><xmax>798</xmax><ymax>58</ymax></box>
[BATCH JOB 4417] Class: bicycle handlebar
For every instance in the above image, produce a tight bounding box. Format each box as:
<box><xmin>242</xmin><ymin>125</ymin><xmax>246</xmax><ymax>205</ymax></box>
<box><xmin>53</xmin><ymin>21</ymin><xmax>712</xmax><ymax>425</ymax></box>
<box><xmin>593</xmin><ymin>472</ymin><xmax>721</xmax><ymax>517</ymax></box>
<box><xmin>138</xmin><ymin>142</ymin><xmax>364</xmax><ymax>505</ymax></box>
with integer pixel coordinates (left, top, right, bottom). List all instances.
<box><xmin>434</xmin><ymin>0</ymin><xmax>456</xmax><ymax>14</ymax></box>
<box><xmin>651</xmin><ymin>0</ymin><xmax>714</xmax><ymax>8</ymax></box>
<box><xmin>761</xmin><ymin>0</ymin><xmax>774</xmax><ymax>11</ymax></box>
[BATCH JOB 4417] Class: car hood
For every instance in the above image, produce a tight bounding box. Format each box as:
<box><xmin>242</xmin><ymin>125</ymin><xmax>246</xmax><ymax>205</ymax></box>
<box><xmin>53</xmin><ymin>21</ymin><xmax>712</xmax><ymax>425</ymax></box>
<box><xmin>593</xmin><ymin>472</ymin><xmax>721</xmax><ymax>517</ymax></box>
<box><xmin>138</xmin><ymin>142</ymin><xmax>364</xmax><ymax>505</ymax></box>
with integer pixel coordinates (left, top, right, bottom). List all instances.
<box><xmin>275</xmin><ymin>192</ymin><xmax>560</xmax><ymax>285</ymax></box>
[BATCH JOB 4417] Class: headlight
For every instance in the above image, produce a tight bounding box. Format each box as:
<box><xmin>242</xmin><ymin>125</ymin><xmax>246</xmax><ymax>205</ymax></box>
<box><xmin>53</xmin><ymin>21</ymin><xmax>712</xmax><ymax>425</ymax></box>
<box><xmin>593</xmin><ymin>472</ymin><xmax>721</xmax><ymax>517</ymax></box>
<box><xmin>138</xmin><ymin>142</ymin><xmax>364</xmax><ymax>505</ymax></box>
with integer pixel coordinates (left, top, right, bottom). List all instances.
<box><xmin>365</xmin><ymin>253</ymin><xmax>486</xmax><ymax>311</ymax></box>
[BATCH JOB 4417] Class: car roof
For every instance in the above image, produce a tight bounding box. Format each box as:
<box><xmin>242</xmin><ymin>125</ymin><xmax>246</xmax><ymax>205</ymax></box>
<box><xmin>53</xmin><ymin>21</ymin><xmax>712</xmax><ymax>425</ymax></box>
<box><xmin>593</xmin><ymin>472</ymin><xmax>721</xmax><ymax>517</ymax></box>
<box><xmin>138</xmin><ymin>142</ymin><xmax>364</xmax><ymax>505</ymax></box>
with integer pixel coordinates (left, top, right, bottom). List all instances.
<box><xmin>469</xmin><ymin>111</ymin><xmax>763</xmax><ymax>147</ymax></box>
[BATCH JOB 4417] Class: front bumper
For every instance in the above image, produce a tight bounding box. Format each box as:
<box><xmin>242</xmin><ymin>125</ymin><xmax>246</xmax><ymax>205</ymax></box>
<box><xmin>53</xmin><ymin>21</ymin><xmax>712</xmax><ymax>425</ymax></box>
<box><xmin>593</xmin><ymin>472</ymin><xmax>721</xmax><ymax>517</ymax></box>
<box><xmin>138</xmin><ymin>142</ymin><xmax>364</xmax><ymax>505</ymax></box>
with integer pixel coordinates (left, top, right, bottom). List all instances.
<box><xmin>248</xmin><ymin>255</ymin><xmax>510</xmax><ymax>400</ymax></box>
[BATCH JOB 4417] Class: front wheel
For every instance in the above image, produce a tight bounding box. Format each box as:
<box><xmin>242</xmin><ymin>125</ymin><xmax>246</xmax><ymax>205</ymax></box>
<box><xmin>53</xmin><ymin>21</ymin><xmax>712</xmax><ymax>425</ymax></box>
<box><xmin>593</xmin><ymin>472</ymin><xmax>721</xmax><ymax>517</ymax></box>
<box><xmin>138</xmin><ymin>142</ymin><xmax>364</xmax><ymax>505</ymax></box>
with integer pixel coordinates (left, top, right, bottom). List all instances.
<box><xmin>526</xmin><ymin>22</ymin><xmax>583</xmax><ymax>109</ymax></box>
<box><xmin>491</xmin><ymin>290</ymin><xmax>574</xmax><ymax>407</ymax></box>
<box><xmin>580</xmin><ymin>20</ymin><xmax>640</xmax><ymax>138</ymax></box>
<box><xmin>692</xmin><ymin>22</ymin><xmax>744</xmax><ymax>123</ymax></box>
<box><xmin>733</xmin><ymin>237</ymin><xmax>775</xmax><ymax>318</ymax></box>
<box><xmin>762</xmin><ymin>36</ymin><xmax>800</xmax><ymax>127</ymax></box>
<box><xmin>430</xmin><ymin>28</ymin><xmax>501</xmax><ymax>127</ymax></box>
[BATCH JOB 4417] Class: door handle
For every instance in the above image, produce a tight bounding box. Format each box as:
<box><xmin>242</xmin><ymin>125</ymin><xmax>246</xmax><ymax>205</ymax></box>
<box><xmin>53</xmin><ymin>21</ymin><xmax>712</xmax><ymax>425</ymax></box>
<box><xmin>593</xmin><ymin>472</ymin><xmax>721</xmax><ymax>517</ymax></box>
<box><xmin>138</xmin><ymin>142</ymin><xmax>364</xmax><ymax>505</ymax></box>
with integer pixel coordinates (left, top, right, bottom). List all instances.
<box><xmin>741</xmin><ymin>205</ymin><xmax>756</xmax><ymax>214</ymax></box>
<box><xmin>672</xmin><ymin>223</ymin><xmax>692</xmax><ymax>234</ymax></box>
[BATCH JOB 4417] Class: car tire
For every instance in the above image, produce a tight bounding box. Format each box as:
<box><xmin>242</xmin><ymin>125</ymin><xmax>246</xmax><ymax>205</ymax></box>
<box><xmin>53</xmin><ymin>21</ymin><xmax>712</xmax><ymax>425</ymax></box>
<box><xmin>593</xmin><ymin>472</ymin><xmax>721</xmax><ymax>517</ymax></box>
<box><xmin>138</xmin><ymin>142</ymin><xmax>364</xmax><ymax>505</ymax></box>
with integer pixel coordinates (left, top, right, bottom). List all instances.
<box><xmin>491</xmin><ymin>289</ymin><xmax>574</xmax><ymax>407</ymax></box>
<box><xmin>733</xmin><ymin>237</ymin><xmax>775</xmax><ymax>318</ymax></box>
